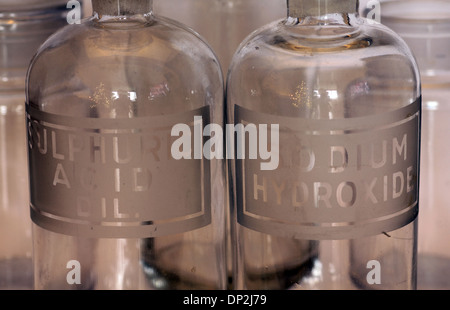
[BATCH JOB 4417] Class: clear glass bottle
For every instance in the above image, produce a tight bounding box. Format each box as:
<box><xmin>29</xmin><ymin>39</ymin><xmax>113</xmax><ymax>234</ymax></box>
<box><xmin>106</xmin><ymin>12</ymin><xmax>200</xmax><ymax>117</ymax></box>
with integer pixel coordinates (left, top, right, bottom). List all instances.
<box><xmin>380</xmin><ymin>0</ymin><xmax>450</xmax><ymax>290</ymax></box>
<box><xmin>0</xmin><ymin>0</ymin><xmax>67</xmax><ymax>290</ymax></box>
<box><xmin>227</xmin><ymin>0</ymin><xmax>421</xmax><ymax>289</ymax></box>
<box><xmin>26</xmin><ymin>0</ymin><xmax>227</xmax><ymax>290</ymax></box>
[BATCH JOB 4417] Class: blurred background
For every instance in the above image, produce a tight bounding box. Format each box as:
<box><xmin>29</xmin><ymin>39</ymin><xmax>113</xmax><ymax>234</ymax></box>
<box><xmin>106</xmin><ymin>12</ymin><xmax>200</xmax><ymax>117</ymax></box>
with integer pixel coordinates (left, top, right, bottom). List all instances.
<box><xmin>1</xmin><ymin>0</ymin><xmax>449</xmax><ymax>290</ymax></box>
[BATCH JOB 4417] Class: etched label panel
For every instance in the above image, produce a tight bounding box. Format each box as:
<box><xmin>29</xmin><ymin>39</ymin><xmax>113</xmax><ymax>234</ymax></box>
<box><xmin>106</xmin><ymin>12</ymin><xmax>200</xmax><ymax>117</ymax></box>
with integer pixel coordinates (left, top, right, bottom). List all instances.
<box><xmin>235</xmin><ymin>99</ymin><xmax>420</xmax><ymax>240</ymax></box>
<box><xmin>27</xmin><ymin>106</ymin><xmax>211</xmax><ymax>238</ymax></box>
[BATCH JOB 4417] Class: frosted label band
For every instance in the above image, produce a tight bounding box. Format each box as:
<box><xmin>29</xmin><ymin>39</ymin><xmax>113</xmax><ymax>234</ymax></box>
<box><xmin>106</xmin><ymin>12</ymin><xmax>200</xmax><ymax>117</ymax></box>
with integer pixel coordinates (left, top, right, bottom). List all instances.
<box><xmin>235</xmin><ymin>99</ymin><xmax>420</xmax><ymax>240</ymax></box>
<box><xmin>27</xmin><ymin>106</ymin><xmax>211</xmax><ymax>238</ymax></box>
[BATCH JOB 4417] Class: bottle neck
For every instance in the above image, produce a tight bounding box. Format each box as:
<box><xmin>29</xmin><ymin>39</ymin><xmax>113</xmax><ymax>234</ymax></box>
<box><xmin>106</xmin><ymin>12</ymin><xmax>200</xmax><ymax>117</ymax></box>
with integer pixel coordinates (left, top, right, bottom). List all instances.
<box><xmin>91</xmin><ymin>0</ymin><xmax>153</xmax><ymax>16</ymax></box>
<box><xmin>287</xmin><ymin>0</ymin><xmax>359</xmax><ymax>19</ymax></box>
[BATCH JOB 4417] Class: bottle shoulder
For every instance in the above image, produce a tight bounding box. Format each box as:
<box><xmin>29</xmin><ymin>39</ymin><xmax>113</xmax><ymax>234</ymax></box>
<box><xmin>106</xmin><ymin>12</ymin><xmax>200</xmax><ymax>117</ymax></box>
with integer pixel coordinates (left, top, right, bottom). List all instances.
<box><xmin>229</xmin><ymin>17</ymin><xmax>419</xmax><ymax>72</ymax></box>
<box><xmin>27</xmin><ymin>14</ymin><xmax>223</xmax><ymax>117</ymax></box>
<box><xmin>227</xmin><ymin>18</ymin><xmax>421</xmax><ymax>119</ymax></box>
<box><xmin>30</xmin><ymin>14</ymin><xmax>220</xmax><ymax>70</ymax></box>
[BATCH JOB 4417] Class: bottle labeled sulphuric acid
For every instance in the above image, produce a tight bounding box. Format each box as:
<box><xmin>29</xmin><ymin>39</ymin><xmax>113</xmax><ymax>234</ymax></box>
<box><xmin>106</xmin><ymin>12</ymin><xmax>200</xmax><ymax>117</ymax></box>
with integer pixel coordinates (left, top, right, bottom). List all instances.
<box><xmin>227</xmin><ymin>0</ymin><xmax>421</xmax><ymax>289</ymax></box>
<box><xmin>26</xmin><ymin>0</ymin><xmax>227</xmax><ymax>290</ymax></box>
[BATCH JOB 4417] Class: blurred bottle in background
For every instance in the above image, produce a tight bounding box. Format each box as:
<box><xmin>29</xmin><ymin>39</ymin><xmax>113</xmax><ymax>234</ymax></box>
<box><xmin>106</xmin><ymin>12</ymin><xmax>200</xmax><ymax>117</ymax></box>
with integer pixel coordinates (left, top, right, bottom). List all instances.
<box><xmin>153</xmin><ymin>0</ymin><xmax>286</xmax><ymax>76</ymax></box>
<box><xmin>153</xmin><ymin>0</ymin><xmax>285</xmax><ymax>287</ymax></box>
<box><xmin>380</xmin><ymin>0</ymin><xmax>450</xmax><ymax>290</ymax></box>
<box><xmin>0</xmin><ymin>0</ymin><xmax>69</xmax><ymax>289</ymax></box>
<box><xmin>83</xmin><ymin>0</ymin><xmax>92</xmax><ymax>16</ymax></box>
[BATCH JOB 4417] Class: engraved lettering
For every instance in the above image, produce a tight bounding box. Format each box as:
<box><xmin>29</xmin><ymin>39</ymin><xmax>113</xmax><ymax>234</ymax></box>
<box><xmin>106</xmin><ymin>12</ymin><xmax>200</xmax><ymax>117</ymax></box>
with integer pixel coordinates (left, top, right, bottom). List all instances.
<box><xmin>278</xmin><ymin>142</ymin><xmax>315</xmax><ymax>172</ymax></box>
<box><xmin>52</xmin><ymin>131</ymin><xmax>65</xmax><ymax>160</ymax></box>
<box><xmin>364</xmin><ymin>178</ymin><xmax>378</xmax><ymax>204</ymax></box>
<box><xmin>113</xmin><ymin>198</ymin><xmax>130</xmax><ymax>219</ymax></box>
<box><xmin>330</xmin><ymin>146</ymin><xmax>348</xmax><ymax>173</ymax></box>
<box><xmin>90</xmin><ymin>135</ymin><xmax>106</xmax><ymax>164</ymax></box>
<box><xmin>92</xmin><ymin>197</ymin><xmax>137</xmax><ymax>220</ymax></box>
<box><xmin>272</xmin><ymin>179</ymin><xmax>286</xmax><ymax>205</ymax></box>
<box><xmin>292</xmin><ymin>181</ymin><xmax>308</xmax><ymax>207</ymax></box>
<box><xmin>235</xmin><ymin>100</ymin><xmax>420</xmax><ymax>240</ymax></box>
<box><xmin>253</xmin><ymin>174</ymin><xmax>267</xmax><ymax>202</ymax></box>
<box><xmin>68</xmin><ymin>133</ymin><xmax>83</xmax><ymax>161</ymax></box>
<box><xmin>142</xmin><ymin>135</ymin><xmax>161</xmax><ymax>162</ymax></box>
<box><xmin>79</xmin><ymin>167</ymin><xmax>96</xmax><ymax>191</ymax></box>
<box><xmin>407</xmin><ymin>166</ymin><xmax>414</xmax><ymax>193</ymax></box>
<box><xmin>300</xmin><ymin>145</ymin><xmax>315</xmax><ymax>172</ymax></box>
<box><xmin>133</xmin><ymin>167</ymin><xmax>151</xmax><ymax>192</ymax></box>
<box><xmin>113</xmin><ymin>136</ymin><xmax>132</xmax><ymax>164</ymax></box>
<box><xmin>371</xmin><ymin>140</ymin><xmax>387</xmax><ymax>169</ymax></box>
<box><xmin>114</xmin><ymin>168</ymin><xmax>121</xmax><ymax>192</ymax></box>
<box><xmin>336</xmin><ymin>181</ymin><xmax>356</xmax><ymax>208</ymax></box>
<box><xmin>53</xmin><ymin>163</ymin><xmax>71</xmax><ymax>189</ymax></box>
<box><xmin>393</xmin><ymin>134</ymin><xmax>407</xmax><ymax>164</ymax></box>
<box><xmin>38</xmin><ymin>126</ymin><xmax>48</xmax><ymax>154</ymax></box>
<box><xmin>314</xmin><ymin>182</ymin><xmax>332</xmax><ymax>209</ymax></box>
<box><xmin>393</xmin><ymin>171</ymin><xmax>404</xmax><ymax>199</ymax></box>
<box><xmin>250</xmin><ymin>168</ymin><xmax>415</xmax><ymax>211</ymax></box>
<box><xmin>26</xmin><ymin>105</ymin><xmax>211</xmax><ymax>238</ymax></box>
<box><xmin>29</xmin><ymin>121</ymin><xmax>48</xmax><ymax>154</ymax></box>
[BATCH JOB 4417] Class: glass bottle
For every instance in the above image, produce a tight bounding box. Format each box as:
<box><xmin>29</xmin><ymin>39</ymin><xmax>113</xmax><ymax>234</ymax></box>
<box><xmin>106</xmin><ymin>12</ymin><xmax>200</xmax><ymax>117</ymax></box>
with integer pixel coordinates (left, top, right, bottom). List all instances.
<box><xmin>26</xmin><ymin>0</ymin><xmax>227</xmax><ymax>290</ymax></box>
<box><xmin>0</xmin><ymin>0</ymin><xmax>67</xmax><ymax>290</ymax></box>
<box><xmin>380</xmin><ymin>0</ymin><xmax>450</xmax><ymax>290</ymax></box>
<box><xmin>227</xmin><ymin>0</ymin><xmax>421</xmax><ymax>289</ymax></box>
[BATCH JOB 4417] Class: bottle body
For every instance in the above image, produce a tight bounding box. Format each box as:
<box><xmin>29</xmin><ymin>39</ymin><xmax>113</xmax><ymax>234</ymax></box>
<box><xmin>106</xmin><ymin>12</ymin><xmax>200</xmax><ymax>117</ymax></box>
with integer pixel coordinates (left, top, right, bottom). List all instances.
<box><xmin>27</xmin><ymin>2</ymin><xmax>227</xmax><ymax>290</ymax></box>
<box><xmin>227</xmin><ymin>1</ymin><xmax>420</xmax><ymax>290</ymax></box>
<box><xmin>0</xmin><ymin>3</ymin><xmax>67</xmax><ymax>289</ymax></box>
<box><xmin>381</xmin><ymin>0</ymin><xmax>450</xmax><ymax>290</ymax></box>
